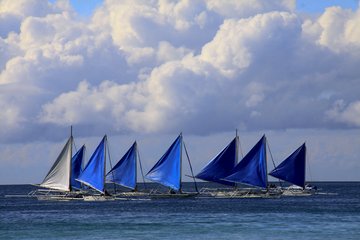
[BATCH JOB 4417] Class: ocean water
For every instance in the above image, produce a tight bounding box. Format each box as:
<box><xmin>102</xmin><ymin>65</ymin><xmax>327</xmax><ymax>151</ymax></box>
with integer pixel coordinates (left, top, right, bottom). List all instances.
<box><xmin>0</xmin><ymin>182</ymin><xmax>359</xmax><ymax>240</ymax></box>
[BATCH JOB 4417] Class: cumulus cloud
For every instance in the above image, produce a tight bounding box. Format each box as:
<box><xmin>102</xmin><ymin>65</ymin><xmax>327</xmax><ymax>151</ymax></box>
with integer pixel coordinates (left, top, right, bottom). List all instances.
<box><xmin>40</xmin><ymin>80</ymin><xmax>145</xmax><ymax>129</ymax></box>
<box><xmin>0</xmin><ymin>0</ymin><xmax>71</xmax><ymax>37</ymax></box>
<box><xmin>206</xmin><ymin>0</ymin><xmax>296</xmax><ymax>18</ymax></box>
<box><xmin>0</xmin><ymin>0</ymin><xmax>360</xmax><ymax>143</ymax></box>
<box><xmin>326</xmin><ymin>100</ymin><xmax>360</xmax><ymax>126</ymax></box>
<box><xmin>200</xmin><ymin>11</ymin><xmax>300</xmax><ymax>77</ymax></box>
<box><xmin>302</xmin><ymin>5</ymin><xmax>360</xmax><ymax>53</ymax></box>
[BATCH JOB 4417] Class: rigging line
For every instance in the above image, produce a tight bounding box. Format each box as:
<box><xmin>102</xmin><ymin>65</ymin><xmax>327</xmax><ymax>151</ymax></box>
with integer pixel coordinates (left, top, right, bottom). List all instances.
<box><xmin>235</xmin><ymin>131</ymin><xmax>240</xmax><ymax>189</ymax></box>
<box><xmin>183</xmin><ymin>141</ymin><xmax>199</xmax><ymax>193</ymax></box>
<box><xmin>306</xmin><ymin>142</ymin><xmax>313</xmax><ymax>183</ymax></box>
<box><xmin>266</xmin><ymin>139</ymin><xmax>277</xmax><ymax>169</ymax></box>
<box><xmin>106</xmin><ymin>136</ymin><xmax>117</xmax><ymax>194</ymax></box>
<box><xmin>82</xmin><ymin>145</ymin><xmax>86</xmax><ymax>168</ymax></box>
<box><xmin>70</xmin><ymin>126</ymin><xmax>78</xmax><ymax>153</ymax></box>
<box><xmin>80</xmin><ymin>145</ymin><xmax>87</xmax><ymax>190</ymax></box>
<box><xmin>72</xmin><ymin>137</ymin><xmax>78</xmax><ymax>153</ymax></box>
<box><xmin>73</xmin><ymin>141</ymin><xmax>78</xmax><ymax>153</ymax></box>
<box><xmin>266</xmin><ymin>138</ymin><xmax>282</xmax><ymax>187</ymax></box>
<box><xmin>238</xmin><ymin>135</ymin><xmax>244</xmax><ymax>158</ymax></box>
<box><xmin>136</xmin><ymin>142</ymin><xmax>147</xmax><ymax>190</ymax></box>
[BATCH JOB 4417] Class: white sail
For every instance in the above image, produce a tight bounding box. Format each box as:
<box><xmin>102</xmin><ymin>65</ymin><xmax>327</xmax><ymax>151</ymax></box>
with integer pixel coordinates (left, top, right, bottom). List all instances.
<box><xmin>40</xmin><ymin>137</ymin><xmax>73</xmax><ymax>191</ymax></box>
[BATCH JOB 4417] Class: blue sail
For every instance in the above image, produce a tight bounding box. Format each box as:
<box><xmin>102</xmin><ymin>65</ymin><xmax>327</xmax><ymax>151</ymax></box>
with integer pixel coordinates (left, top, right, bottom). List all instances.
<box><xmin>146</xmin><ymin>134</ymin><xmax>182</xmax><ymax>191</ymax></box>
<box><xmin>71</xmin><ymin>145</ymin><xmax>85</xmax><ymax>190</ymax></box>
<box><xmin>223</xmin><ymin>135</ymin><xmax>267</xmax><ymax>188</ymax></box>
<box><xmin>269</xmin><ymin>143</ymin><xmax>306</xmax><ymax>188</ymax></box>
<box><xmin>195</xmin><ymin>137</ymin><xmax>237</xmax><ymax>186</ymax></box>
<box><xmin>76</xmin><ymin>136</ymin><xmax>106</xmax><ymax>193</ymax></box>
<box><xmin>106</xmin><ymin>142</ymin><xmax>137</xmax><ymax>190</ymax></box>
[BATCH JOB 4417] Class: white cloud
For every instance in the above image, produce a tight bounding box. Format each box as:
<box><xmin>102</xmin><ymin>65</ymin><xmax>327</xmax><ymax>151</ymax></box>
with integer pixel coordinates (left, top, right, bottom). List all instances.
<box><xmin>200</xmin><ymin>11</ymin><xmax>299</xmax><ymax>77</ymax></box>
<box><xmin>0</xmin><ymin>0</ymin><xmax>61</xmax><ymax>17</ymax></box>
<box><xmin>326</xmin><ymin>100</ymin><xmax>360</xmax><ymax>126</ymax></box>
<box><xmin>39</xmin><ymin>80</ymin><xmax>146</xmax><ymax>131</ymax></box>
<box><xmin>0</xmin><ymin>0</ymin><xmax>71</xmax><ymax>37</ymax></box>
<box><xmin>1</xmin><ymin>0</ymin><xmax>360</xmax><ymax>183</ymax></box>
<box><xmin>206</xmin><ymin>0</ymin><xmax>295</xmax><ymax>18</ymax></box>
<box><xmin>0</xmin><ymin>0</ymin><xmax>359</xmax><ymax>142</ymax></box>
<box><xmin>302</xmin><ymin>6</ymin><xmax>360</xmax><ymax>53</ymax></box>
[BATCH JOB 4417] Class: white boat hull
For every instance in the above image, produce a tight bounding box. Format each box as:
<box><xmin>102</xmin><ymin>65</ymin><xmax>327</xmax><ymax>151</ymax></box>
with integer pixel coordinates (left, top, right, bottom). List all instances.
<box><xmin>83</xmin><ymin>195</ymin><xmax>115</xmax><ymax>201</ymax></box>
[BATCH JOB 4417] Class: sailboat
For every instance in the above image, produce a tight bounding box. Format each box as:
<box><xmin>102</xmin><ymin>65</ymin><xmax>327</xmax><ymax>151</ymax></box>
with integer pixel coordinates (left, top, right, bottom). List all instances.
<box><xmin>32</xmin><ymin>128</ymin><xmax>87</xmax><ymax>200</ymax></box>
<box><xmin>145</xmin><ymin>133</ymin><xmax>198</xmax><ymax>198</ymax></box>
<box><xmin>194</xmin><ymin>134</ymin><xmax>239</xmax><ymax>196</ymax></box>
<box><xmin>105</xmin><ymin>141</ymin><xmax>147</xmax><ymax>197</ymax></box>
<box><xmin>216</xmin><ymin>135</ymin><xmax>275</xmax><ymax>198</ymax></box>
<box><xmin>224</xmin><ymin>135</ymin><xmax>267</xmax><ymax>188</ymax></box>
<box><xmin>39</xmin><ymin>135</ymin><xmax>73</xmax><ymax>192</ymax></box>
<box><xmin>269</xmin><ymin>143</ymin><xmax>316</xmax><ymax>196</ymax></box>
<box><xmin>195</xmin><ymin>135</ymin><xmax>238</xmax><ymax>187</ymax></box>
<box><xmin>76</xmin><ymin>135</ymin><xmax>113</xmax><ymax>201</ymax></box>
<box><xmin>32</xmin><ymin>134</ymin><xmax>74</xmax><ymax>200</ymax></box>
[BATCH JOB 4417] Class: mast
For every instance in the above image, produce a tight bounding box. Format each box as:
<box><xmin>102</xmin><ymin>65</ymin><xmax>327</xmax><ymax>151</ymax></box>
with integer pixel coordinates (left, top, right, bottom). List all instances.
<box><xmin>235</xmin><ymin>129</ymin><xmax>239</xmax><ymax>189</ymax></box>
<box><xmin>304</xmin><ymin>142</ymin><xmax>307</xmax><ymax>190</ymax></box>
<box><xmin>69</xmin><ymin>126</ymin><xmax>73</xmax><ymax>192</ymax></box>
<box><xmin>264</xmin><ymin>135</ymin><xmax>269</xmax><ymax>189</ymax></box>
<box><xmin>136</xmin><ymin>142</ymin><xmax>147</xmax><ymax>190</ymax></box>
<box><xmin>106</xmin><ymin>136</ymin><xmax>117</xmax><ymax>193</ymax></box>
<box><xmin>235</xmin><ymin>129</ymin><xmax>239</xmax><ymax>164</ymax></box>
<box><xmin>104</xmin><ymin>135</ymin><xmax>107</xmax><ymax>194</ymax></box>
<box><xmin>135</xmin><ymin>141</ymin><xmax>138</xmax><ymax>191</ymax></box>
<box><xmin>180</xmin><ymin>132</ymin><xmax>183</xmax><ymax>193</ymax></box>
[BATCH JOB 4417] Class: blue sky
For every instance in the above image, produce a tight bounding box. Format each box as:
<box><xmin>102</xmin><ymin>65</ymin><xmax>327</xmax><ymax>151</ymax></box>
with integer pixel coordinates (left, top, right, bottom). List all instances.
<box><xmin>297</xmin><ymin>0</ymin><xmax>358</xmax><ymax>12</ymax></box>
<box><xmin>67</xmin><ymin>0</ymin><xmax>360</xmax><ymax>16</ymax></box>
<box><xmin>0</xmin><ymin>0</ymin><xmax>360</xmax><ymax>184</ymax></box>
<box><xmin>68</xmin><ymin>0</ymin><xmax>102</xmax><ymax>16</ymax></box>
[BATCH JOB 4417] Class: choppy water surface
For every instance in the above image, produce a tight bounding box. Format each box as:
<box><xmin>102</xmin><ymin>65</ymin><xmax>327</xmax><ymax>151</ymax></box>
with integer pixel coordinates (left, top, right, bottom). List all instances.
<box><xmin>1</xmin><ymin>182</ymin><xmax>359</xmax><ymax>239</ymax></box>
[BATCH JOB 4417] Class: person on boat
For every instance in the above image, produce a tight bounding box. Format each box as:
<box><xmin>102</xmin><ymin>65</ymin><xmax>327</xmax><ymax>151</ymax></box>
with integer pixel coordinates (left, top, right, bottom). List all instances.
<box><xmin>268</xmin><ymin>183</ymin><xmax>277</xmax><ymax>189</ymax></box>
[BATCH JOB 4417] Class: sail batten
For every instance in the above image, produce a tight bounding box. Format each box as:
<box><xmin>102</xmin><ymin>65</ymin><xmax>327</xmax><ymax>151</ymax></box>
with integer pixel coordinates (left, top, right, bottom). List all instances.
<box><xmin>76</xmin><ymin>136</ymin><xmax>106</xmax><ymax>194</ymax></box>
<box><xmin>195</xmin><ymin>137</ymin><xmax>237</xmax><ymax>186</ymax></box>
<box><xmin>223</xmin><ymin>135</ymin><xmax>267</xmax><ymax>188</ymax></box>
<box><xmin>106</xmin><ymin>142</ymin><xmax>137</xmax><ymax>190</ymax></box>
<box><xmin>269</xmin><ymin>143</ymin><xmax>306</xmax><ymax>188</ymax></box>
<box><xmin>146</xmin><ymin>135</ymin><xmax>182</xmax><ymax>191</ymax></box>
<box><xmin>40</xmin><ymin>136</ymin><xmax>73</xmax><ymax>192</ymax></box>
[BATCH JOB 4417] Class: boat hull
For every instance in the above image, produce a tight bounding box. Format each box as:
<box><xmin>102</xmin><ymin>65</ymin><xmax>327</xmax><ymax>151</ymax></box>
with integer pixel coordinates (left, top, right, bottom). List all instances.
<box><xmin>83</xmin><ymin>195</ymin><xmax>116</xmax><ymax>201</ymax></box>
<box><xmin>149</xmin><ymin>192</ymin><xmax>198</xmax><ymax>199</ymax></box>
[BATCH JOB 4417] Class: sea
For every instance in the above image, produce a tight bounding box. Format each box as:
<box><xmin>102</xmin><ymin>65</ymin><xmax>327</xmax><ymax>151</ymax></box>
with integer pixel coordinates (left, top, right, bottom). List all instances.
<box><xmin>0</xmin><ymin>182</ymin><xmax>359</xmax><ymax>240</ymax></box>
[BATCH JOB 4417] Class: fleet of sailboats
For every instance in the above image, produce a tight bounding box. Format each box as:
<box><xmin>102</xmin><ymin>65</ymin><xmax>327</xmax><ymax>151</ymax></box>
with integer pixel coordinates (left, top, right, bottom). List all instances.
<box><xmin>25</xmin><ymin>128</ymin><xmax>317</xmax><ymax>201</ymax></box>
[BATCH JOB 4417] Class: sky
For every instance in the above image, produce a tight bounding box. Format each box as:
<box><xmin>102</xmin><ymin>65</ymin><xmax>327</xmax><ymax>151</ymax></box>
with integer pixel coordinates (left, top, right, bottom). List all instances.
<box><xmin>0</xmin><ymin>0</ymin><xmax>360</xmax><ymax>184</ymax></box>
